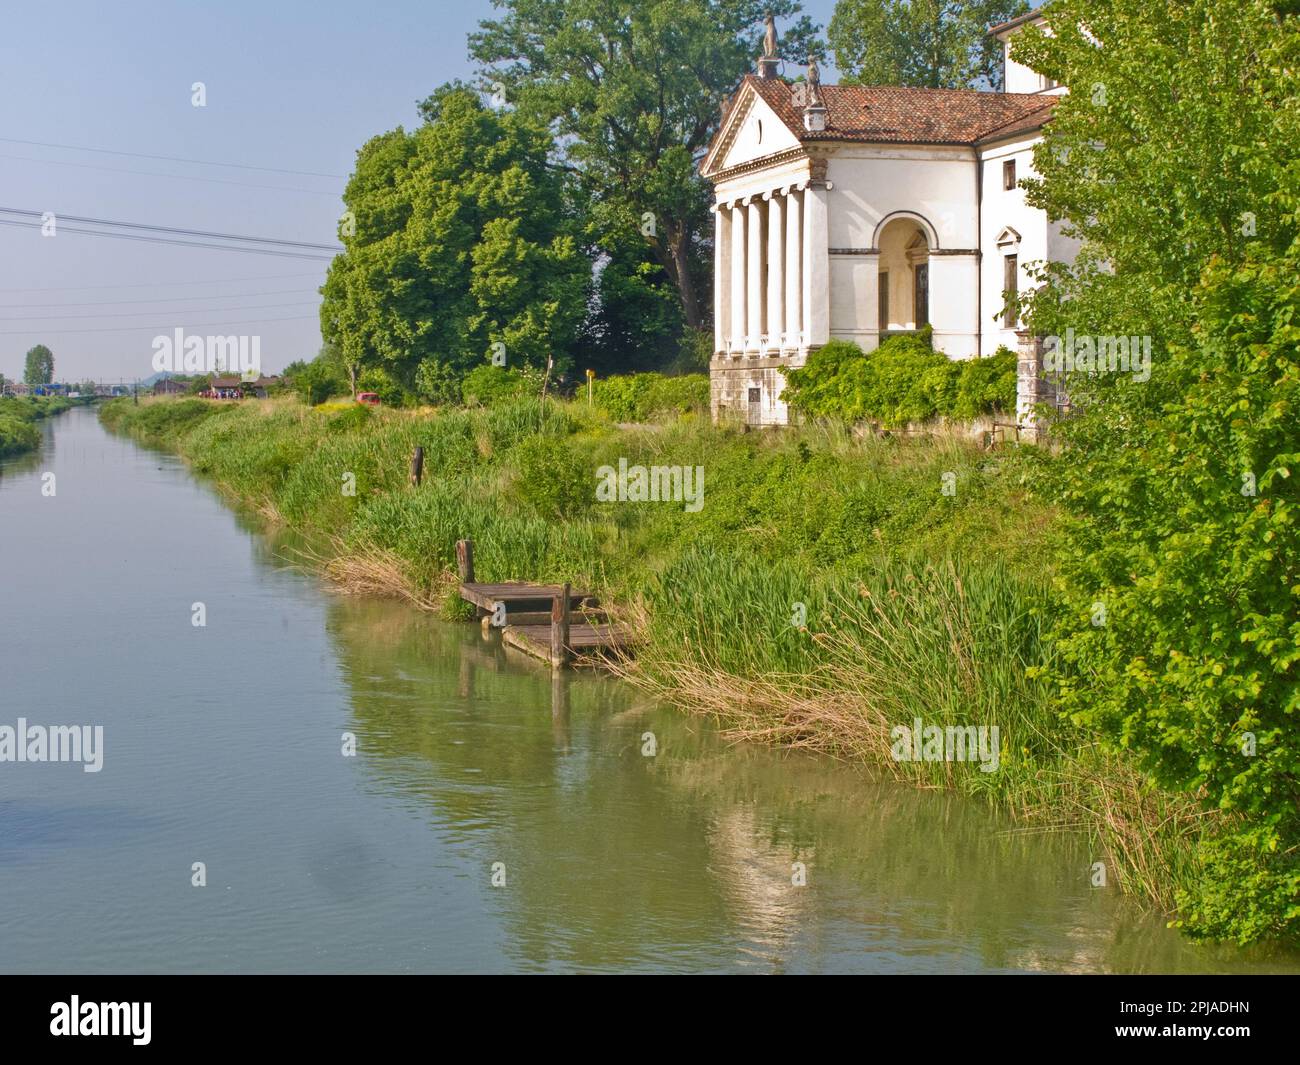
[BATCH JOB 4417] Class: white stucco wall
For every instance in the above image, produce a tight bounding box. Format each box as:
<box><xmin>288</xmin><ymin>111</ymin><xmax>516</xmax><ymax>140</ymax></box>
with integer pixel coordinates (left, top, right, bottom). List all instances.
<box><xmin>1004</xmin><ymin>47</ymin><xmax>1051</xmax><ymax>94</ymax></box>
<box><xmin>824</xmin><ymin>145</ymin><xmax>979</xmax><ymax>357</ymax></box>
<box><xmin>978</xmin><ymin>132</ymin><xmax>1049</xmax><ymax>357</ymax></box>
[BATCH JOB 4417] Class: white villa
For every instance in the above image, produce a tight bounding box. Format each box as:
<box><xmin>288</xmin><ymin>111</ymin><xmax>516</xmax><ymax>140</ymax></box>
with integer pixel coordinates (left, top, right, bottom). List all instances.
<box><xmin>701</xmin><ymin>8</ymin><xmax>1072</xmax><ymax>427</ymax></box>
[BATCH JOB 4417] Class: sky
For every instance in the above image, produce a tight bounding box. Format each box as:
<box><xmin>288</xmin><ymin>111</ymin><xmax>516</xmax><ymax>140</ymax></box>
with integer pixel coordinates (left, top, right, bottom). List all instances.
<box><xmin>0</xmin><ymin>0</ymin><xmax>840</xmax><ymax>384</ymax></box>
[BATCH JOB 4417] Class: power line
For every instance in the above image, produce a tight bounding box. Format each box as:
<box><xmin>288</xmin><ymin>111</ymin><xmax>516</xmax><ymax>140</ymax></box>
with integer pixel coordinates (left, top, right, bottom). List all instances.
<box><xmin>0</xmin><ymin>287</ymin><xmax>318</xmax><ymax>309</ymax></box>
<box><xmin>0</xmin><ymin>313</ymin><xmax>320</xmax><ymax>336</ymax></box>
<box><xmin>0</xmin><ymin>300</ymin><xmax>320</xmax><ymax>321</ymax></box>
<box><xmin>0</xmin><ymin>272</ymin><xmax>323</xmax><ymax>294</ymax></box>
<box><xmin>0</xmin><ymin>153</ymin><xmax>343</xmax><ymax>197</ymax></box>
<box><xmin>0</xmin><ymin>219</ymin><xmax>337</xmax><ymax>261</ymax></box>
<box><xmin>0</xmin><ymin>136</ymin><xmax>346</xmax><ymax>179</ymax></box>
<box><xmin>0</xmin><ymin>207</ymin><xmax>342</xmax><ymax>251</ymax></box>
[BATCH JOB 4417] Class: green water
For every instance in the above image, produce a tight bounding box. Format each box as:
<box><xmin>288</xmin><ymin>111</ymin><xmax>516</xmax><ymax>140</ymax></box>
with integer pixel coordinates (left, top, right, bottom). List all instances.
<box><xmin>0</xmin><ymin>406</ymin><xmax>1295</xmax><ymax>973</ymax></box>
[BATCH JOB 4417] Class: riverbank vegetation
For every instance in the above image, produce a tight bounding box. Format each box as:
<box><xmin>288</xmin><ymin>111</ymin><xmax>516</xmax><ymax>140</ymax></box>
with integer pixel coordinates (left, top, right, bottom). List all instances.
<box><xmin>100</xmin><ymin>391</ymin><xmax>1211</xmax><ymax>935</ymax></box>
<box><xmin>0</xmin><ymin>395</ymin><xmax>75</xmax><ymax>457</ymax></box>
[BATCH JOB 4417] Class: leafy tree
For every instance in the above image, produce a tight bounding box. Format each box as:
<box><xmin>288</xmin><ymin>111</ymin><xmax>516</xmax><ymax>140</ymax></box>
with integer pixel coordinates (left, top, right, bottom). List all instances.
<box><xmin>294</xmin><ymin>352</ymin><xmax>346</xmax><ymax>406</ymax></box>
<box><xmin>24</xmin><ymin>344</ymin><xmax>54</xmax><ymax>385</ymax></box>
<box><xmin>321</xmin><ymin>85</ymin><xmax>588</xmax><ymax>389</ymax></box>
<box><xmin>1018</xmin><ymin>0</ymin><xmax>1300</xmax><ymax>943</ymax></box>
<box><xmin>829</xmin><ymin>0</ymin><xmax>1029</xmax><ymax>89</ymax></box>
<box><xmin>469</xmin><ymin>0</ymin><xmax>821</xmax><ymax>336</ymax></box>
<box><xmin>581</xmin><ymin>222</ymin><xmax>690</xmax><ymax>375</ymax></box>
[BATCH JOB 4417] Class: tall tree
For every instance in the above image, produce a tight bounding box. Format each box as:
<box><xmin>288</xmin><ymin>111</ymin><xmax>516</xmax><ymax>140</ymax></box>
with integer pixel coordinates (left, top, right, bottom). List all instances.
<box><xmin>23</xmin><ymin>344</ymin><xmax>54</xmax><ymax>385</ymax></box>
<box><xmin>321</xmin><ymin>85</ymin><xmax>589</xmax><ymax>391</ymax></box>
<box><xmin>469</xmin><ymin>0</ymin><xmax>821</xmax><ymax>333</ymax></box>
<box><xmin>829</xmin><ymin>0</ymin><xmax>1028</xmax><ymax>89</ymax></box>
<box><xmin>1017</xmin><ymin>0</ymin><xmax>1300</xmax><ymax>944</ymax></box>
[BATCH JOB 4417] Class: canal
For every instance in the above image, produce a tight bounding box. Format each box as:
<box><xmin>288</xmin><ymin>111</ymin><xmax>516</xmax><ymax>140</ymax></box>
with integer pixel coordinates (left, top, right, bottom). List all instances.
<box><xmin>1</xmin><ymin>406</ymin><xmax>1295</xmax><ymax>973</ymax></box>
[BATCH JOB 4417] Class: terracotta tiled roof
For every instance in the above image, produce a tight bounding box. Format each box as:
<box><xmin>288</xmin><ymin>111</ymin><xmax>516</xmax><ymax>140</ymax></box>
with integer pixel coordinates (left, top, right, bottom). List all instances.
<box><xmin>975</xmin><ymin>100</ymin><xmax>1056</xmax><ymax>145</ymax></box>
<box><xmin>746</xmin><ymin>75</ymin><xmax>1056</xmax><ymax>147</ymax></box>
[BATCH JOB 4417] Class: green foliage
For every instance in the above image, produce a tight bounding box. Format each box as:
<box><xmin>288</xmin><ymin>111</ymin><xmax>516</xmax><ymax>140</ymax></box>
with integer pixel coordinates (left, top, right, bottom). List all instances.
<box><xmin>470</xmin><ymin>1</ymin><xmax>822</xmax><ymax>333</ymax></box>
<box><xmin>508</xmin><ymin>434</ymin><xmax>594</xmax><ymax>521</ymax></box>
<box><xmin>0</xmin><ymin>393</ymin><xmax>107</xmax><ymax>455</ymax></box>
<box><xmin>590</xmin><ymin>373</ymin><xmax>709</xmax><ymax>422</ymax></box>
<box><xmin>830</xmin><ymin>0</ymin><xmax>1029</xmax><ymax>89</ymax></box>
<box><xmin>98</xmin><ymin>397</ymin><xmax>221</xmax><ymax>438</ymax></box>
<box><xmin>953</xmin><ymin>347</ymin><xmax>1018</xmax><ymax>420</ymax></box>
<box><xmin>460</xmin><ymin>364</ymin><xmax>536</xmax><ymax>406</ymax></box>
<box><xmin>1013</xmin><ymin>0</ymin><xmax>1297</xmax><ymax>351</ymax></box>
<box><xmin>23</xmin><ymin>344</ymin><xmax>54</xmax><ymax>386</ymax></box>
<box><xmin>321</xmin><ymin>86</ymin><xmax>588</xmax><ymax>386</ymax></box>
<box><xmin>413</xmin><ymin>359</ymin><xmax>462</xmax><ymax>406</ymax></box>
<box><xmin>0</xmin><ymin>413</ymin><xmax>41</xmax><ymax>456</ymax></box>
<box><xmin>295</xmin><ymin>355</ymin><xmax>346</xmax><ymax>406</ymax></box>
<box><xmin>357</xmin><ymin>367</ymin><xmax>406</xmax><ymax>406</ymax></box>
<box><xmin>669</xmin><ymin>328</ymin><xmax>714</xmax><ymax>375</ymax></box>
<box><xmin>1020</xmin><ymin>0</ymin><xmax>1300</xmax><ymax>944</ymax></box>
<box><xmin>781</xmin><ymin>335</ymin><xmax>1016</xmax><ymax>426</ymax></box>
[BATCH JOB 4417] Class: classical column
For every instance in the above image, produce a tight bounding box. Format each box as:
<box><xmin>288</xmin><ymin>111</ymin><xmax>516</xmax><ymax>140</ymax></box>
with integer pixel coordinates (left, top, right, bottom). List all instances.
<box><xmin>785</xmin><ymin>188</ymin><xmax>802</xmax><ymax>346</ymax></box>
<box><xmin>730</xmin><ymin>202</ymin><xmax>746</xmax><ymax>352</ymax></box>
<box><xmin>802</xmin><ymin>183</ymin><xmax>830</xmax><ymax>347</ymax></box>
<box><xmin>746</xmin><ymin>197</ymin><xmax>763</xmax><ymax>349</ymax></box>
<box><xmin>765</xmin><ymin>192</ymin><xmax>784</xmax><ymax>349</ymax></box>
<box><xmin>713</xmin><ymin>205</ymin><xmax>730</xmax><ymax>355</ymax></box>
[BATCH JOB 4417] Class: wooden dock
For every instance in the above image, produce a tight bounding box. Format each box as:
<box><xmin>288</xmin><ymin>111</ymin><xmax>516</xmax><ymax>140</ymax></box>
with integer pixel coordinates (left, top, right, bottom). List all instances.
<box><xmin>454</xmin><ymin>539</ymin><xmax>633</xmax><ymax>669</ymax></box>
<box><xmin>500</xmin><ymin>621</ymin><xmax>637</xmax><ymax>666</ymax></box>
<box><xmin>459</xmin><ymin>581</ymin><xmax>596</xmax><ymax>614</ymax></box>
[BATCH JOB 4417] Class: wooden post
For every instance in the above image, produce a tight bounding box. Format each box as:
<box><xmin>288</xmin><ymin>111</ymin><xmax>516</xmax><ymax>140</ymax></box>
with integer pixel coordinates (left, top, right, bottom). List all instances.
<box><xmin>550</xmin><ymin>581</ymin><xmax>571</xmax><ymax>669</ymax></box>
<box><xmin>456</xmin><ymin>539</ymin><xmax>474</xmax><ymax>583</ymax></box>
<box><xmin>410</xmin><ymin>446</ymin><xmax>424</xmax><ymax>486</ymax></box>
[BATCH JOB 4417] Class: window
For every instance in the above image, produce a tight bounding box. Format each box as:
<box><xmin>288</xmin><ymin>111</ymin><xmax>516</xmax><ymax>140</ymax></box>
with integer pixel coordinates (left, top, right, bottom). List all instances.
<box><xmin>1003</xmin><ymin>254</ymin><xmax>1019</xmax><ymax>328</ymax></box>
<box><xmin>914</xmin><ymin>264</ymin><xmax>929</xmax><ymax>327</ymax></box>
<box><xmin>1003</xmin><ymin>159</ymin><xmax>1016</xmax><ymax>191</ymax></box>
<box><xmin>878</xmin><ymin>272</ymin><xmax>889</xmax><ymax>328</ymax></box>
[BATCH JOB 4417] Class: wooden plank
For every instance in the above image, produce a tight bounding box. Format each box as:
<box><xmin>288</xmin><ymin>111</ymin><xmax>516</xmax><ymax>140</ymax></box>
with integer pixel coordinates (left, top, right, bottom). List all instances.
<box><xmin>459</xmin><ymin>581</ymin><xmax>594</xmax><ymax>613</ymax></box>
<box><xmin>484</xmin><ymin>608</ymin><xmax>609</xmax><ymax>627</ymax></box>
<box><xmin>501</xmin><ymin>622</ymin><xmax>637</xmax><ymax>665</ymax></box>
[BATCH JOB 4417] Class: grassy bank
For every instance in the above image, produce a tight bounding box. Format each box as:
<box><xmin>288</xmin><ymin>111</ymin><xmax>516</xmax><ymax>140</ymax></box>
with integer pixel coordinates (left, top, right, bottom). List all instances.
<box><xmin>100</xmin><ymin>394</ymin><xmax>1210</xmax><ymax>919</ymax></box>
<box><xmin>0</xmin><ymin>395</ymin><xmax>78</xmax><ymax>456</ymax></box>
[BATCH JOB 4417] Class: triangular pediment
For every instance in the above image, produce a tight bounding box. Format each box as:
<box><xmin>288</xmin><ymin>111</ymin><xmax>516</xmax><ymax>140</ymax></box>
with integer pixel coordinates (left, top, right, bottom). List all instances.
<box><xmin>996</xmin><ymin>226</ymin><xmax>1022</xmax><ymax>247</ymax></box>
<box><xmin>702</xmin><ymin>81</ymin><xmax>803</xmax><ymax>178</ymax></box>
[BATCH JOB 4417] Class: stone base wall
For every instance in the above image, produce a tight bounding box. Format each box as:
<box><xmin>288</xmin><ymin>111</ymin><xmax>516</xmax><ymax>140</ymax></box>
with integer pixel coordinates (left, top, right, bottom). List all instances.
<box><xmin>1015</xmin><ymin>331</ymin><xmax>1066</xmax><ymax>442</ymax></box>
<box><xmin>710</xmin><ymin>352</ymin><xmax>803</xmax><ymax>426</ymax></box>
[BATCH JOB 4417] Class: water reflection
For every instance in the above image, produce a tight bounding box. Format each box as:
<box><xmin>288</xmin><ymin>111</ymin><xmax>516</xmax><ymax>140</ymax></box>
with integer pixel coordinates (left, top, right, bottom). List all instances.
<box><xmin>315</xmin><ymin>593</ymin><xmax>1300</xmax><ymax>974</ymax></box>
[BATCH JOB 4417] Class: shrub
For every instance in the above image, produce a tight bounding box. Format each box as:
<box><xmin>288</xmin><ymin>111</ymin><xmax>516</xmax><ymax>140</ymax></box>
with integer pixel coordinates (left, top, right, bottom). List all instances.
<box><xmin>0</xmin><ymin>413</ymin><xmax>40</xmax><ymax>456</ymax></box>
<box><xmin>590</xmin><ymin>372</ymin><xmax>709</xmax><ymax>422</ymax></box>
<box><xmin>508</xmin><ymin>434</ymin><xmax>593</xmax><ymax>521</ymax></box>
<box><xmin>782</xmin><ymin>335</ymin><xmax>1017</xmax><ymax>427</ymax></box>
<box><xmin>954</xmin><ymin>347</ymin><xmax>1018</xmax><ymax>420</ymax></box>
<box><xmin>357</xmin><ymin>367</ymin><xmax>407</xmax><ymax>406</ymax></box>
<box><xmin>296</xmin><ymin>360</ymin><xmax>345</xmax><ymax>406</ymax></box>
<box><xmin>414</xmin><ymin>358</ymin><xmax>462</xmax><ymax>405</ymax></box>
<box><xmin>460</xmin><ymin>364</ymin><xmax>536</xmax><ymax>406</ymax></box>
<box><xmin>1045</xmin><ymin>240</ymin><xmax>1300</xmax><ymax>946</ymax></box>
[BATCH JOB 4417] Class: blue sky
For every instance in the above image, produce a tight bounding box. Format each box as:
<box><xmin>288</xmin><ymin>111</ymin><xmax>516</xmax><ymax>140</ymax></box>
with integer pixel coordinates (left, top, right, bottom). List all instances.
<box><xmin>0</xmin><ymin>0</ymin><xmax>838</xmax><ymax>383</ymax></box>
